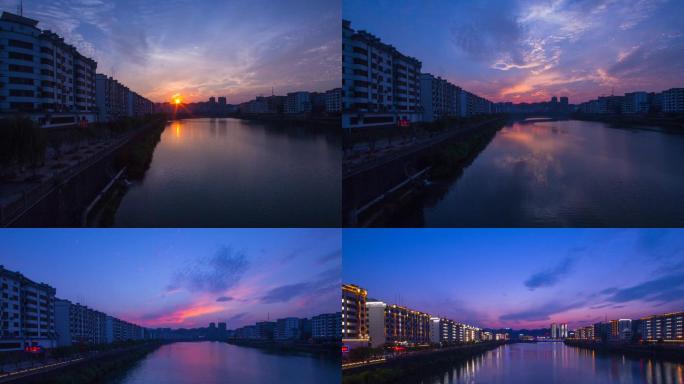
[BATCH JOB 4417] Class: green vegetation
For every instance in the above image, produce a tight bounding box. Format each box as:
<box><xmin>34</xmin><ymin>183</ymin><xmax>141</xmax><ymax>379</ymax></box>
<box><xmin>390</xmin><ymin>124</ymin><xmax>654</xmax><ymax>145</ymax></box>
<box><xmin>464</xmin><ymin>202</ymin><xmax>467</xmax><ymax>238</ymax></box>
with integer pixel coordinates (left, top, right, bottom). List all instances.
<box><xmin>429</xmin><ymin>122</ymin><xmax>501</xmax><ymax>179</ymax></box>
<box><xmin>0</xmin><ymin>116</ymin><xmax>46</xmax><ymax>178</ymax></box>
<box><xmin>30</xmin><ymin>343</ymin><xmax>161</xmax><ymax>384</ymax></box>
<box><xmin>115</xmin><ymin>116</ymin><xmax>166</xmax><ymax>180</ymax></box>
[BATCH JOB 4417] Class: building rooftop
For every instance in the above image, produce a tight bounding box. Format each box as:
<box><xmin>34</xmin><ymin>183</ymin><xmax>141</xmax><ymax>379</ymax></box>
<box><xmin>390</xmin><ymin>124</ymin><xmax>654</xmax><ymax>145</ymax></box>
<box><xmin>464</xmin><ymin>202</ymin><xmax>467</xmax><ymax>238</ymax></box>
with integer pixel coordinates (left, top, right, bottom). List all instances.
<box><xmin>1</xmin><ymin>11</ymin><xmax>39</xmax><ymax>27</ymax></box>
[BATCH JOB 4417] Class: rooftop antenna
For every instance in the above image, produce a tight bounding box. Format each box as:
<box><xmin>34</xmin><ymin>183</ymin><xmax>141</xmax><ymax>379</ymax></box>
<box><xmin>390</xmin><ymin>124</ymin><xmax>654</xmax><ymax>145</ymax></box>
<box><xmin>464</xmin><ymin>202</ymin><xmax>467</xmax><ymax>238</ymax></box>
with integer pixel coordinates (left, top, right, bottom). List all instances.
<box><xmin>18</xmin><ymin>0</ymin><xmax>23</xmax><ymax>16</ymax></box>
<box><xmin>611</xmin><ymin>87</ymin><xmax>614</xmax><ymax>96</ymax></box>
<box><xmin>272</xmin><ymin>87</ymin><xmax>274</xmax><ymax>96</ymax></box>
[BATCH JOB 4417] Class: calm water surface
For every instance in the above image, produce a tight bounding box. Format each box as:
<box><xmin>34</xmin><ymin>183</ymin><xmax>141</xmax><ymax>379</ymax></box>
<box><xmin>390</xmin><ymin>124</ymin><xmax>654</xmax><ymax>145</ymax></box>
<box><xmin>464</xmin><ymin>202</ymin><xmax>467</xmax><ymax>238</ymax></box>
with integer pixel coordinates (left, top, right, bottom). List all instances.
<box><xmin>417</xmin><ymin>343</ymin><xmax>683</xmax><ymax>384</ymax></box>
<box><xmin>110</xmin><ymin>342</ymin><xmax>340</xmax><ymax>384</ymax></box>
<box><xmin>403</xmin><ymin>118</ymin><xmax>684</xmax><ymax>227</ymax></box>
<box><xmin>114</xmin><ymin>118</ymin><xmax>340</xmax><ymax>227</ymax></box>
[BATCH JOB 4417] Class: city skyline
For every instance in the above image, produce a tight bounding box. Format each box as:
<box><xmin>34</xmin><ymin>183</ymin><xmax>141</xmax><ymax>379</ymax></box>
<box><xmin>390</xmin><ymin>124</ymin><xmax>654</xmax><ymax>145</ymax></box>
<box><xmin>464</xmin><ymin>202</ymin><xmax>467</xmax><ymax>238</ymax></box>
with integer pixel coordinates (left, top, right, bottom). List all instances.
<box><xmin>343</xmin><ymin>229</ymin><xmax>684</xmax><ymax>330</ymax></box>
<box><xmin>0</xmin><ymin>0</ymin><xmax>340</xmax><ymax>103</ymax></box>
<box><xmin>343</xmin><ymin>0</ymin><xmax>684</xmax><ymax>104</ymax></box>
<box><xmin>0</xmin><ymin>229</ymin><xmax>341</xmax><ymax>329</ymax></box>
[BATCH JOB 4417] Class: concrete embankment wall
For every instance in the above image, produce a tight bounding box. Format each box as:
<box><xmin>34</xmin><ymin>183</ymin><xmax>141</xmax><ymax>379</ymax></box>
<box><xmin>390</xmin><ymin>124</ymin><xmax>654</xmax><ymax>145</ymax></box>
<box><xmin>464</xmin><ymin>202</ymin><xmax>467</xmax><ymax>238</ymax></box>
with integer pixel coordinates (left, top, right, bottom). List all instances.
<box><xmin>6</xmin><ymin>123</ymin><xmax>160</xmax><ymax>227</ymax></box>
<box><xmin>344</xmin><ymin>341</ymin><xmax>505</xmax><ymax>377</ymax></box>
<box><xmin>342</xmin><ymin>119</ymin><xmax>504</xmax><ymax>226</ymax></box>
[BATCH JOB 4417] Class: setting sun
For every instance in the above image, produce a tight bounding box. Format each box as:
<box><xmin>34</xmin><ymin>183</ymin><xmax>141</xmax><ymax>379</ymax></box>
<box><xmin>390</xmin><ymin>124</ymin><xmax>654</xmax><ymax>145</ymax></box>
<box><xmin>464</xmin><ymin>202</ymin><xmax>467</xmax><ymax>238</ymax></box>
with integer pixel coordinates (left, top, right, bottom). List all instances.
<box><xmin>172</xmin><ymin>94</ymin><xmax>182</xmax><ymax>105</ymax></box>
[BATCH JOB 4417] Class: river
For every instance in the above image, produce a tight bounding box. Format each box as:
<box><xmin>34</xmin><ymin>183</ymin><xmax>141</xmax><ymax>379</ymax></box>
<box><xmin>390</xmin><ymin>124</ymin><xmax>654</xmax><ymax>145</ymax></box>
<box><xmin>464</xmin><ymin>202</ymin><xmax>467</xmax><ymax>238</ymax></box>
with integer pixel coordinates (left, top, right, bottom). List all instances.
<box><xmin>398</xmin><ymin>118</ymin><xmax>684</xmax><ymax>227</ymax></box>
<box><xmin>416</xmin><ymin>343</ymin><xmax>683</xmax><ymax>384</ymax></box>
<box><xmin>109</xmin><ymin>342</ymin><xmax>340</xmax><ymax>384</ymax></box>
<box><xmin>113</xmin><ymin>118</ymin><xmax>340</xmax><ymax>227</ymax></box>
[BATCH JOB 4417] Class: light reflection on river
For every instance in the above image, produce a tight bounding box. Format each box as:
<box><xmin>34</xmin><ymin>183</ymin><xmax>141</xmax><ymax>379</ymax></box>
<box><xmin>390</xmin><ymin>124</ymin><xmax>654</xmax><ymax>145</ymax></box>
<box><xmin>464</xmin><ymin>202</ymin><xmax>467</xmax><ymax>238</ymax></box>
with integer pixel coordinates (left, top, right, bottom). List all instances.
<box><xmin>113</xmin><ymin>118</ymin><xmax>340</xmax><ymax>227</ymax></box>
<box><xmin>418</xmin><ymin>343</ymin><xmax>683</xmax><ymax>384</ymax></box>
<box><xmin>109</xmin><ymin>342</ymin><xmax>340</xmax><ymax>384</ymax></box>
<box><xmin>401</xmin><ymin>118</ymin><xmax>684</xmax><ymax>227</ymax></box>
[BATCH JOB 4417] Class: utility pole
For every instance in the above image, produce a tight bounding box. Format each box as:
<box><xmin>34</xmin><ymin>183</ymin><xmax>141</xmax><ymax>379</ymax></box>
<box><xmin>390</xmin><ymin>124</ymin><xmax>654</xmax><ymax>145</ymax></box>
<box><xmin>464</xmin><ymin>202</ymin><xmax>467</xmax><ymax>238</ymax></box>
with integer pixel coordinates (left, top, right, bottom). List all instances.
<box><xmin>18</xmin><ymin>0</ymin><xmax>23</xmax><ymax>16</ymax></box>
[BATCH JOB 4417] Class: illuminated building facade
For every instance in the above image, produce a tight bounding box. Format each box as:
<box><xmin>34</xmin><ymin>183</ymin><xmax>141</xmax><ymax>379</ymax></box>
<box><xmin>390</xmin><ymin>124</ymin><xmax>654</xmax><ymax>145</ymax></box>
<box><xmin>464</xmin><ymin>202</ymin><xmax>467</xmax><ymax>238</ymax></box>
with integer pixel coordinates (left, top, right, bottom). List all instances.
<box><xmin>641</xmin><ymin>312</ymin><xmax>684</xmax><ymax>342</ymax></box>
<box><xmin>342</xmin><ymin>284</ymin><xmax>368</xmax><ymax>343</ymax></box>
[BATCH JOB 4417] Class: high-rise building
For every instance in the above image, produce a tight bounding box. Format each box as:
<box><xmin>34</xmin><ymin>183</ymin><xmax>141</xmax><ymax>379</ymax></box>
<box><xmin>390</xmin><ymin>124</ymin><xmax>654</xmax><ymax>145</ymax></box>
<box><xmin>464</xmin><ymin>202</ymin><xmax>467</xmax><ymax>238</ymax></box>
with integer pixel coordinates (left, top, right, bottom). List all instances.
<box><xmin>342</xmin><ymin>284</ymin><xmax>368</xmax><ymax>343</ymax></box>
<box><xmin>311</xmin><ymin>312</ymin><xmax>341</xmax><ymax>340</ymax></box>
<box><xmin>366</xmin><ymin>301</ymin><xmax>431</xmax><ymax>346</ymax></box>
<box><xmin>54</xmin><ymin>299</ymin><xmax>108</xmax><ymax>346</ymax></box>
<box><xmin>218</xmin><ymin>96</ymin><xmax>227</xmax><ymax>105</ymax></box>
<box><xmin>0</xmin><ymin>11</ymin><xmax>97</xmax><ymax>127</ymax></box>
<box><xmin>342</xmin><ymin>20</ymin><xmax>422</xmax><ymax>129</ymax></box>
<box><xmin>550</xmin><ymin>323</ymin><xmax>558</xmax><ymax>339</ymax></box>
<box><xmin>419</xmin><ymin>73</ymin><xmax>461</xmax><ymax>122</ymax></box>
<box><xmin>0</xmin><ymin>265</ymin><xmax>56</xmax><ymax>351</ymax></box>
<box><xmin>641</xmin><ymin>312</ymin><xmax>684</xmax><ymax>341</ymax></box>
<box><xmin>560</xmin><ymin>323</ymin><xmax>568</xmax><ymax>339</ymax></box>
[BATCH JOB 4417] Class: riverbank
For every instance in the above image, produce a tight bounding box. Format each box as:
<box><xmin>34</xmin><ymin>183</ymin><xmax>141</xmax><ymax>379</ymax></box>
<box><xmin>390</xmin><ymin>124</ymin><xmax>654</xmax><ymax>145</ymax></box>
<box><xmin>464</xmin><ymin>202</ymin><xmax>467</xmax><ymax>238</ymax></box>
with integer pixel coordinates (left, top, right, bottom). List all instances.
<box><xmin>343</xmin><ymin>117</ymin><xmax>505</xmax><ymax>227</ymax></box>
<box><xmin>171</xmin><ymin>112</ymin><xmax>340</xmax><ymax>127</ymax></box>
<box><xmin>0</xmin><ymin>115</ymin><xmax>167</xmax><ymax>227</ymax></box>
<box><xmin>226</xmin><ymin>339</ymin><xmax>339</xmax><ymax>355</ymax></box>
<box><xmin>84</xmin><ymin>120</ymin><xmax>167</xmax><ymax>227</ymax></box>
<box><xmin>564</xmin><ymin>339</ymin><xmax>684</xmax><ymax>362</ymax></box>
<box><xmin>0</xmin><ymin>342</ymin><xmax>163</xmax><ymax>384</ymax></box>
<box><xmin>342</xmin><ymin>341</ymin><xmax>505</xmax><ymax>384</ymax></box>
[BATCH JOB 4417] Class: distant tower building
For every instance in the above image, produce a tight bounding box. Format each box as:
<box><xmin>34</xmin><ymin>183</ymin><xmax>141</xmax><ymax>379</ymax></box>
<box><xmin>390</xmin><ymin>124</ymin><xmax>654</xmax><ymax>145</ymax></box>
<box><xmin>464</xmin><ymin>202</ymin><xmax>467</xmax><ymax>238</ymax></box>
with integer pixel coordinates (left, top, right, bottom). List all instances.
<box><xmin>551</xmin><ymin>96</ymin><xmax>558</xmax><ymax>103</ymax></box>
<box><xmin>551</xmin><ymin>323</ymin><xmax>559</xmax><ymax>338</ymax></box>
<box><xmin>218</xmin><ymin>97</ymin><xmax>227</xmax><ymax>105</ymax></box>
<box><xmin>209</xmin><ymin>97</ymin><xmax>216</xmax><ymax>103</ymax></box>
<box><xmin>560</xmin><ymin>323</ymin><xmax>568</xmax><ymax>338</ymax></box>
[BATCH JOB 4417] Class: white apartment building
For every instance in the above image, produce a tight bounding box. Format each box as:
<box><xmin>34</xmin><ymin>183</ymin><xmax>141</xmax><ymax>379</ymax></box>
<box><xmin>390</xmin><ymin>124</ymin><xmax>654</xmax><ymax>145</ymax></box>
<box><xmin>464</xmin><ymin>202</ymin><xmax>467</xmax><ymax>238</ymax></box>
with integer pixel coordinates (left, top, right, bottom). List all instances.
<box><xmin>285</xmin><ymin>91</ymin><xmax>311</xmax><ymax>114</ymax></box>
<box><xmin>342</xmin><ymin>20</ymin><xmax>421</xmax><ymax>129</ymax></box>
<box><xmin>96</xmin><ymin>74</ymin><xmax>153</xmax><ymax>122</ymax></box>
<box><xmin>55</xmin><ymin>299</ymin><xmax>108</xmax><ymax>346</ymax></box>
<box><xmin>0</xmin><ymin>11</ymin><xmax>97</xmax><ymax>127</ymax></box>
<box><xmin>0</xmin><ymin>265</ymin><xmax>56</xmax><ymax>351</ymax></box>
<box><xmin>420</xmin><ymin>73</ymin><xmax>461</xmax><ymax>122</ymax></box>
<box><xmin>662</xmin><ymin>88</ymin><xmax>684</xmax><ymax>113</ymax></box>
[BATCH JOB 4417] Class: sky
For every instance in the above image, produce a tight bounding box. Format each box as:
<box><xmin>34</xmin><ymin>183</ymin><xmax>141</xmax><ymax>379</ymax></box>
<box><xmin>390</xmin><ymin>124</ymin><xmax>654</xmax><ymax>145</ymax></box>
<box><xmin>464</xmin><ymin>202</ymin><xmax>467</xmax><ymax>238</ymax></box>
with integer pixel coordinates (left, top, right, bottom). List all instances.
<box><xmin>343</xmin><ymin>0</ymin><xmax>684</xmax><ymax>104</ymax></box>
<box><xmin>1</xmin><ymin>229</ymin><xmax>341</xmax><ymax>329</ymax></box>
<box><xmin>0</xmin><ymin>0</ymin><xmax>340</xmax><ymax>103</ymax></box>
<box><xmin>343</xmin><ymin>229</ymin><xmax>684</xmax><ymax>330</ymax></box>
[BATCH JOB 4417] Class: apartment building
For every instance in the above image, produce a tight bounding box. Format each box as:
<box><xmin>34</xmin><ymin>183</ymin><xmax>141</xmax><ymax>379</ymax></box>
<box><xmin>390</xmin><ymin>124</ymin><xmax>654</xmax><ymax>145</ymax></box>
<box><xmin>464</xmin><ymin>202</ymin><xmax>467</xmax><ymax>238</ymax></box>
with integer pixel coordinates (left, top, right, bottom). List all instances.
<box><xmin>95</xmin><ymin>74</ymin><xmax>153</xmax><ymax>122</ymax></box>
<box><xmin>420</xmin><ymin>73</ymin><xmax>461</xmax><ymax>122</ymax></box>
<box><xmin>621</xmin><ymin>91</ymin><xmax>649</xmax><ymax>114</ymax></box>
<box><xmin>661</xmin><ymin>88</ymin><xmax>684</xmax><ymax>113</ymax></box>
<box><xmin>366</xmin><ymin>300</ymin><xmax>431</xmax><ymax>347</ymax></box>
<box><xmin>105</xmin><ymin>316</ymin><xmax>144</xmax><ymax>343</ymax></box>
<box><xmin>342</xmin><ymin>284</ymin><xmax>368</xmax><ymax>343</ymax></box>
<box><xmin>325</xmin><ymin>88</ymin><xmax>342</xmax><ymax>113</ymax></box>
<box><xmin>312</xmin><ymin>312</ymin><xmax>341</xmax><ymax>340</ymax></box>
<box><xmin>342</xmin><ymin>20</ymin><xmax>421</xmax><ymax>129</ymax></box>
<box><xmin>285</xmin><ymin>91</ymin><xmax>312</xmax><ymax>114</ymax></box>
<box><xmin>641</xmin><ymin>312</ymin><xmax>684</xmax><ymax>342</ymax></box>
<box><xmin>0</xmin><ymin>11</ymin><xmax>97</xmax><ymax>127</ymax></box>
<box><xmin>54</xmin><ymin>299</ymin><xmax>108</xmax><ymax>346</ymax></box>
<box><xmin>274</xmin><ymin>317</ymin><xmax>303</xmax><ymax>340</ymax></box>
<box><xmin>0</xmin><ymin>265</ymin><xmax>56</xmax><ymax>351</ymax></box>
